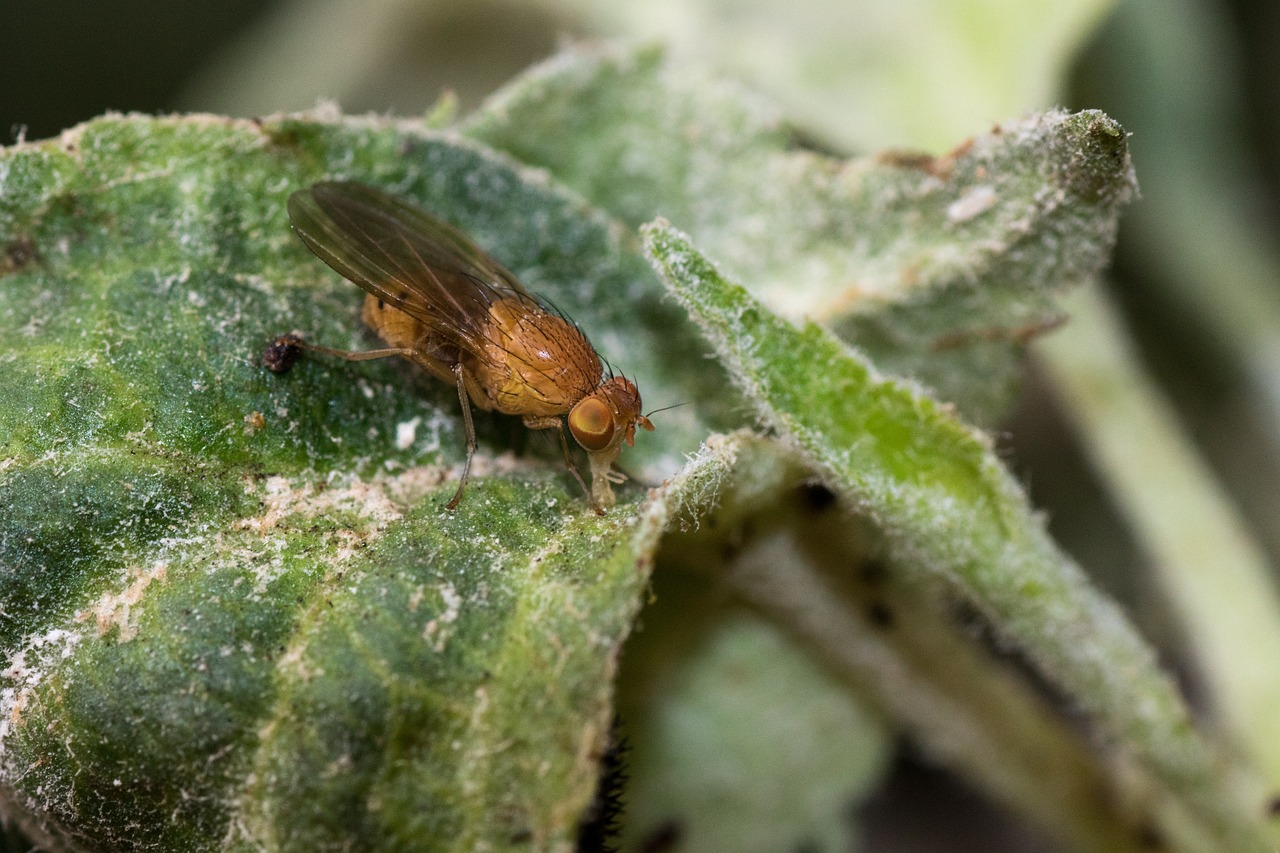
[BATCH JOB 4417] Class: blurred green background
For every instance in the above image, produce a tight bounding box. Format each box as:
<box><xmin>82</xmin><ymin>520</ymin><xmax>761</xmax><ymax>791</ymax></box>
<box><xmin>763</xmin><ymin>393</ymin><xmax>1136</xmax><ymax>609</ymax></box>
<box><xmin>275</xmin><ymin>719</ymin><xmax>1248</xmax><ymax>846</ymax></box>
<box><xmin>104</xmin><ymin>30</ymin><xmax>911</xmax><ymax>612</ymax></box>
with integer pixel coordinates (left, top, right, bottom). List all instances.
<box><xmin>4</xmin><ymin>1</ymin><xmax>1280</xmax><ymax>850</ymax></box>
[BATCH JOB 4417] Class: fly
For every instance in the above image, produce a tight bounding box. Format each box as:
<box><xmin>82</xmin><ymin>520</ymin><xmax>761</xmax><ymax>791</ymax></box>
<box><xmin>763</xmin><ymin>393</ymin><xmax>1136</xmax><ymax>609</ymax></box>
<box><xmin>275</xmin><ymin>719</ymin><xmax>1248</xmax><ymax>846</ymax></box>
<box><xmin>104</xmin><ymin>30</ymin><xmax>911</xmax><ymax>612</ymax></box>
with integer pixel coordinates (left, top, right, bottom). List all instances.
<box><xmin>264</xmin><ymin>181</ymin><xmax>654</xmax><ymax>515</ymax></box>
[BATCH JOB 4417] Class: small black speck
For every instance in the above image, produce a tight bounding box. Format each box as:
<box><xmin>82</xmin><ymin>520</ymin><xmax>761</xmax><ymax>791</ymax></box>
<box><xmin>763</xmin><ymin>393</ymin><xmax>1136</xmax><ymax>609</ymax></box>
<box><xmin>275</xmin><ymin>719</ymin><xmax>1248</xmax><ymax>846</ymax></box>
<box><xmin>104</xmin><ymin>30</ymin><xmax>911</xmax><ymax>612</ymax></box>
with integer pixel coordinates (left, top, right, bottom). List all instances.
<box><xmin>1267</xmin><ymin>795</ymin><xmax>1280</xmax><ymax>817</ymax></box>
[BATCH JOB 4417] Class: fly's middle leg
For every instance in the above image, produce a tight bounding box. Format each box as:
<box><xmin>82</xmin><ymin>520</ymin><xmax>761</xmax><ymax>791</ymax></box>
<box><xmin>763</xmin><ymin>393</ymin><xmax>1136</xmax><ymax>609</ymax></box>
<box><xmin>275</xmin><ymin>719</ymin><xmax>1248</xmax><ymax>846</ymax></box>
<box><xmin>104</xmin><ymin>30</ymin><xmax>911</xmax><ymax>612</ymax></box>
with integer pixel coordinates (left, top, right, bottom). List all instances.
<box><xmin>524</xmin><ymin>416</ymin><xmax>604</xmax><ymax>516</ymax></box>
<box><xmin>446</xmin><ymin>362</ymin><xmax>478</xmax><ymax>511</ymax></box>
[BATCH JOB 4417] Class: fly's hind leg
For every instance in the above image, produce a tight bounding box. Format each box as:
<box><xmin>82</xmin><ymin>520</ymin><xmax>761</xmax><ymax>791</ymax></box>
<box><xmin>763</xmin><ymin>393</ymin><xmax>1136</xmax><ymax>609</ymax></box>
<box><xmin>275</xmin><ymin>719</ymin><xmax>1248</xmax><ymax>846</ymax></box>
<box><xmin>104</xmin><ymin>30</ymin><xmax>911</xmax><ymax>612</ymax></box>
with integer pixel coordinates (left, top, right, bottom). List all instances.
<box><xmin>263</xmin><ymin>333</ymin><xmax>415</xmax><ymax>373</ymax></box>
<box><xmin>446</xmin><ymin>362</ymin><xmax>477</xmax><ymax>511</ymax></box>
<box><xmin>523</xmin><ymin>416</ymin><xmax>604</xmax><ymax>516</ymax></box>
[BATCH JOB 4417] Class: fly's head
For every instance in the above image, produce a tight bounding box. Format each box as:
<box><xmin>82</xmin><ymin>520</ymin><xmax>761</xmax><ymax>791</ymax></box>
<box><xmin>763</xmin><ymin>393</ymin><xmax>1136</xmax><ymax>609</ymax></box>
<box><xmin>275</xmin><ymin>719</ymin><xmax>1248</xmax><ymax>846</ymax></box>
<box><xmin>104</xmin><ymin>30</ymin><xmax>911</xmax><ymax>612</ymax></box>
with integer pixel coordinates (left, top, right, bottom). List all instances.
<box><xmin>568</xmin><ymin>376</ymin><xmax>654</xmax><ymax>455</ymax></box>
<box><xmin>568</xmin><ymin>376</ymin><xmax>656</xmax><ymax>508</ymax></box>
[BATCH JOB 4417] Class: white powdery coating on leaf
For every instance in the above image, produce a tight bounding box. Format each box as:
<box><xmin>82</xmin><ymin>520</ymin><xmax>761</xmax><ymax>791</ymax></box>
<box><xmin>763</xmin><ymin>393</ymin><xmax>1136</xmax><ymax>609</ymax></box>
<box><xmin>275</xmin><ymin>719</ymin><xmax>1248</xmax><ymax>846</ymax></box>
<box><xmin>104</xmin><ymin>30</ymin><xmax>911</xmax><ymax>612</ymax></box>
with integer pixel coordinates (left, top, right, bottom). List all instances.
<box><xmin>395</xmin><ymin>416</ymin><xmax>421</xmax><ymax>450</ymax></box>
<box><xmin>0</xmin><ymin>628</ymin><xmax>84</xmax><ymax>754</ymax></box>
<box><xmin>75</xmin><ymin>560</ymin><xmax>170</xmax><ymax>641</ymax></box>
<box><xmin>422</xmin><ymin>583</ymin><xmax>463</xmax><ymax>652</ymax></box>
<box><xmin>237</xmin><ymin>472</ymin><xmax>407</xmax><ymax>535</ymax></box>
<box><xmin>947</xmin><ymin>185</ymin><xmax>998</xmax><ymax>223</ymax></box>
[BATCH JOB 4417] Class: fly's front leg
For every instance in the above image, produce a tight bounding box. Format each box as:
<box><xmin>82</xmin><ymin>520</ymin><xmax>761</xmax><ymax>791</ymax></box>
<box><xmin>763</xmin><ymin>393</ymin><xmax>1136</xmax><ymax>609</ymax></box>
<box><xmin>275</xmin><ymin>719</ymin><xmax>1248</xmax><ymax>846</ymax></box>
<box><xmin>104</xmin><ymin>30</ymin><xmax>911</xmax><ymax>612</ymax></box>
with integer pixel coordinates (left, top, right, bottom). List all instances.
<box><xmin>523</xmin><ymin>416</ymin><xmax>604</xmax><ymax>516</ymax></box>
<box><xmin>446</xmin><ymin>362</ymin><xmax>477</xmax><ymax>511</ymax></box>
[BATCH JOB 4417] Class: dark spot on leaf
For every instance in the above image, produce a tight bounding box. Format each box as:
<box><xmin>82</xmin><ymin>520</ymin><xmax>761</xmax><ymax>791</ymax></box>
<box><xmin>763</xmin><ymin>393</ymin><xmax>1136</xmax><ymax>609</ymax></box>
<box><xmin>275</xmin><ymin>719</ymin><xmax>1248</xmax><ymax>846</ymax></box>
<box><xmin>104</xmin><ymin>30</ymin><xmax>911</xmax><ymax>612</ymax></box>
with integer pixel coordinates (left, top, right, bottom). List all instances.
<box><xmin>3</xmin><ymin>236</ymin><xmax>38</xmax><ymax>274</ymax></box>
<box><xmin>1267</xmin><ymin>794</ymin><xmax>1280</xmax><ymax>817</ymax></box>
<box><xmin>1136</xmin><ymin>823</ymin><xmax>1163</xmax><ymax>849</ymax></box>
<box><xmin>858</xmin><ymin>559</ymin><xmax>889</xmax><ymax>586</ymax></box>
<box><xmin>263</xmin><ymin>125</ymin><xmax>302</xmax><ymax>149</ymax></box>
<box><xmin>795</xmin><ymin>481</ymin><xmax>836</xmax><ymax>513</ymax></box>
<box><xmin>636</xmin><ymin>820</ymin><xmax>682</xmax><ymax>853</ymax></box>
<box><xmin>784</xmin><ymin>127</ymin><xmax>846</xmax><ymax>158</ymax></box>
<box><xmin>720</xmin><ymin>519</ymin><xmax>754</xmax><ymax>562</ymax></box>
<box><xmin>866</xmin><ymin>601</ymin><xmax>894</xmax><ymax>628</ymax></box>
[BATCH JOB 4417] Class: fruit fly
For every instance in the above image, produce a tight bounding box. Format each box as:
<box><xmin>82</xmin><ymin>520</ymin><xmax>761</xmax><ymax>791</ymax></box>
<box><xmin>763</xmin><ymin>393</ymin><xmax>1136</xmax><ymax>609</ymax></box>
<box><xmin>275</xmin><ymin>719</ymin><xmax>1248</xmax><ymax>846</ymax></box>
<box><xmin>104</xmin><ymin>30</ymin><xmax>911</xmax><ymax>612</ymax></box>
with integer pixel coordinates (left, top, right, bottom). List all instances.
<box><xmin>264</xmin><ymin>181</ymin><xmax>654</xmax><ymax>515</ymax></box>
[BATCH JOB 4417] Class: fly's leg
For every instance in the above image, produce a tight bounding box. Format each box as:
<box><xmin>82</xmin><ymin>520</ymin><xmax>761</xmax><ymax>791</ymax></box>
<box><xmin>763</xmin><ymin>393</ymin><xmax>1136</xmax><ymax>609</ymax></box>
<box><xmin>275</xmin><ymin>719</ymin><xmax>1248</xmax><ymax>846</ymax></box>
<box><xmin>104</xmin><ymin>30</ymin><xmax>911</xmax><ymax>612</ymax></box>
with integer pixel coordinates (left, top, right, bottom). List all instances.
<box><xmin>446</xmin><ymin>362</ymin><xmax>477</xmax><ymax>511</ymax></box>
<box><xmin>263</xmin><ymin>333</ymin><xmax>415</xmax><ymax>373</ymax></box>
<box><xmin>524</xmin><ymin>416</ymin><xmax>605</xmax><ymax>516</ymax></box>
<box><xmin>264</xmin><ymin>334</ymin><xmax>477</xmax><ymax>510</ymax></box>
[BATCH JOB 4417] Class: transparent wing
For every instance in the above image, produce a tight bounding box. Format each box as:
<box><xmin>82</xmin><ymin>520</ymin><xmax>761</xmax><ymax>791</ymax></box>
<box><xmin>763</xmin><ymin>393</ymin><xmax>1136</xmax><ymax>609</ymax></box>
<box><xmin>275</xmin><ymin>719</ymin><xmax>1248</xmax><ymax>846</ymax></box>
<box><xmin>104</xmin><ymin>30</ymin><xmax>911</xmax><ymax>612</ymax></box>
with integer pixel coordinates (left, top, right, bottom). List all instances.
<box><xmin>287</xmin><ymin>181</ymin><xmax>543</xmax><ymax>356</ymax></box>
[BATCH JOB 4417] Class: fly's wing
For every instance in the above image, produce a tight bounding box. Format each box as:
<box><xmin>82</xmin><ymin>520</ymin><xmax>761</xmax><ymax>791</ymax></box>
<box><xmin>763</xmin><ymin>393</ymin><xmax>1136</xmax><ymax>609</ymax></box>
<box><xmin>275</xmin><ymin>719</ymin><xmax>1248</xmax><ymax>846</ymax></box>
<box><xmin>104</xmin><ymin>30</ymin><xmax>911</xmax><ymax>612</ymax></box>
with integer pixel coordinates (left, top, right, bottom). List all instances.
<box><xmin>287</xmin><ymin>181</ymin><xmax>543</xmax><ymax>356</ymax></box>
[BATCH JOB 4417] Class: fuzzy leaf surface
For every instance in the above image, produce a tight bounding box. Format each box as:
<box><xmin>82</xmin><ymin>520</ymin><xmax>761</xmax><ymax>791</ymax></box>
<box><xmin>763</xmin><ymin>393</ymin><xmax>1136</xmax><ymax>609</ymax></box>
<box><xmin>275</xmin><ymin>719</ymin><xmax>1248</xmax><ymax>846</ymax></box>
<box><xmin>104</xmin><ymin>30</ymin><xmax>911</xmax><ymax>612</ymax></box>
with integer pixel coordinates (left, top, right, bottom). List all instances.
<box><xmin>0</xmin><ymin>111</ymin><xmax>726</xmax><ymax>851</ymax></box>
<box><xmin>464</xmin><ymin>46</ymin><xmax>1137</xmax><ymax>421</ymax></box>
<box><xmin>644</xmin><ymin>221</ymin><xmax>1274</xmax><ymax>852</ymax></box>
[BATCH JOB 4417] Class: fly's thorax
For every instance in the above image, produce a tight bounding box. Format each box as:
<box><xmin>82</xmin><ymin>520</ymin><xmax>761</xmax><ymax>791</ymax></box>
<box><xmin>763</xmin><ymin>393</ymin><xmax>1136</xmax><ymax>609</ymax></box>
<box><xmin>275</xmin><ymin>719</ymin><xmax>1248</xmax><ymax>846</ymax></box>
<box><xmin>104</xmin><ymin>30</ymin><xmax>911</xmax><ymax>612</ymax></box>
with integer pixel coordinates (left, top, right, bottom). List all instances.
<box><xmin>480</xmin><ymin>299</ymin><xmax>602</xmax><ymax>417</ymax></box>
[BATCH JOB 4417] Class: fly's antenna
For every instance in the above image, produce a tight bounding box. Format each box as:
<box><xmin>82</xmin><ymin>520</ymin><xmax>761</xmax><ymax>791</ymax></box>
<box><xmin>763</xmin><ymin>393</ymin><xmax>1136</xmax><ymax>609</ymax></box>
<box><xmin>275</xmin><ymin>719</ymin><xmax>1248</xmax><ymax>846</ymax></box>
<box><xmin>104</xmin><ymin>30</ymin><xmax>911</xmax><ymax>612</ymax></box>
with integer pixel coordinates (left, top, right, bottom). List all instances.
<box><xmin>645</xmin><ymin>399</ymin><xmax>686</xmax><ymax>417</ymax></box>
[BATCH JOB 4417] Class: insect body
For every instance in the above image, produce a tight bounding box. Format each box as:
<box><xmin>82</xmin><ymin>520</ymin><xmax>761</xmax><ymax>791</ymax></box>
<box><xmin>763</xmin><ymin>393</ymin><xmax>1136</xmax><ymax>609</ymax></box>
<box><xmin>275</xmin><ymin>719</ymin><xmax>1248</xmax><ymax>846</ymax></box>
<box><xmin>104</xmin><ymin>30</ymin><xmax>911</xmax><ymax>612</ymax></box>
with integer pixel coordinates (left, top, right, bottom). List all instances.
<box><xmin>266</xmin><ymin>181</ymin><xmax>653</xmax><ymax>514</ymax></box>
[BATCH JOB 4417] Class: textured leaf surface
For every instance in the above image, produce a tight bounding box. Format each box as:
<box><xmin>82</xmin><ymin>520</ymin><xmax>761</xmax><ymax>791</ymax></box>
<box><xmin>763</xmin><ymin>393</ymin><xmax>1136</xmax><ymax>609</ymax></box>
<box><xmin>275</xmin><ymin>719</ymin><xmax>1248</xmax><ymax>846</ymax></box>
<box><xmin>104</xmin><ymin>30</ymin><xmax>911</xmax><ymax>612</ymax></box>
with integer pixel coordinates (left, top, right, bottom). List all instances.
<box><xmin>0</xmin><ymin>44</ymin><xmax>1214</xmax><ymax>853</ymax></box>
<box><xmin>0</xmin><ymin>111</ymin><xmax>727</xmax><ymax>850</ymax></box>
<box><xmin>464</xmin><ymin>46</ymin><xmax>1136</xmax><ymax>422</ymax></box>
<box><xmin>644</xmin><ymin>222</ymin><xmax>1275</xmax><ymax>852</ymax></box>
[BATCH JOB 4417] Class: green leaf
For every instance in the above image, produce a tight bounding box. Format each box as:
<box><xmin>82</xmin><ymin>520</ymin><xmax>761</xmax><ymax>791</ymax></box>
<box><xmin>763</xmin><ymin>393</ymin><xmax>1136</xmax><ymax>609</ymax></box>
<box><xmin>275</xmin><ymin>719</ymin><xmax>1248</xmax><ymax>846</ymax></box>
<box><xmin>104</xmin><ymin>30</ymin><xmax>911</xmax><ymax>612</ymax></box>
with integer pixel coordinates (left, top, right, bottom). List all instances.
<box><xmin>0</xmin><ymin>42</ymin><xmax>1228</xmax><ymax>853</ymax></box>
<box><xmin>643</xmin><ymin>221</ymin><xmax>1275</xmax><ymax>852</ymax></box>
<box><xmin>620</xmin><ymin>605</ymin><xmax>889</xmax><ymax>852</ymax></box>
<box><xmin>465</xmin><ymin>46</ymin><xmax>1136</xmax><ymax>423</ymax></box>
<box><xmin>0</xmin><ymin>111</ymin><xmax>728</xmax><ymax>850</ymax></box>
<box><xmin>574</xmin><ymin>0</ymin><xmax>1118</xmax><ymax>153</ymax></box>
